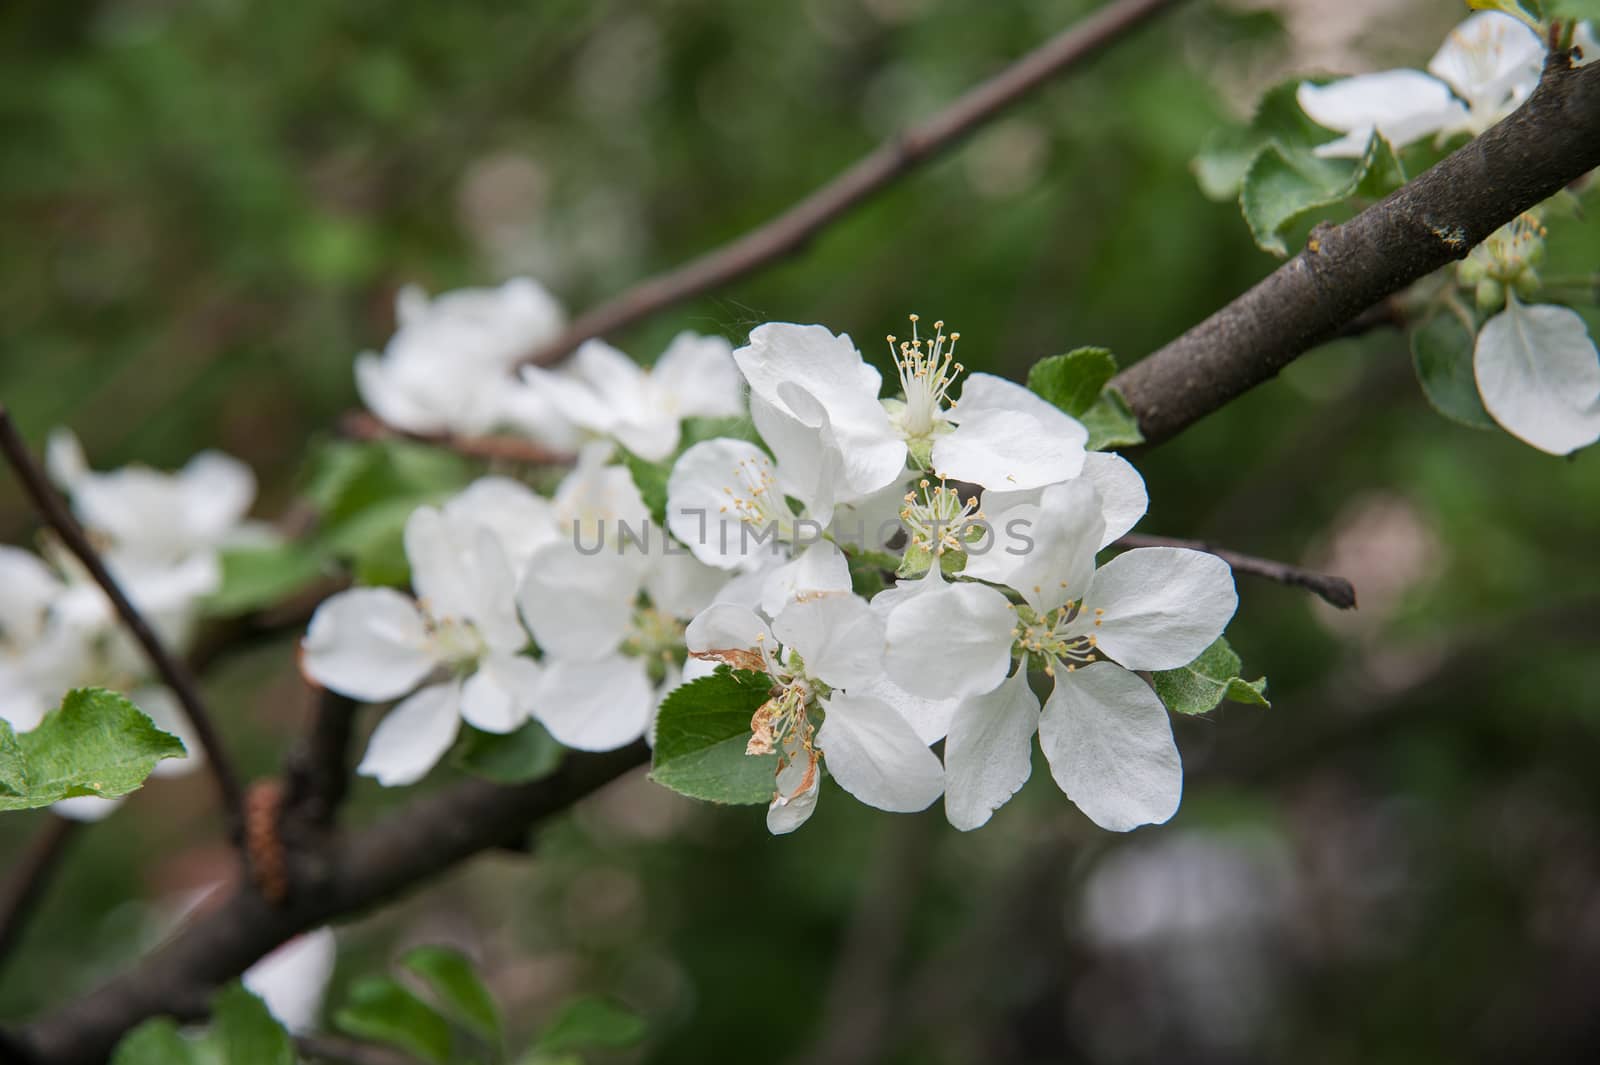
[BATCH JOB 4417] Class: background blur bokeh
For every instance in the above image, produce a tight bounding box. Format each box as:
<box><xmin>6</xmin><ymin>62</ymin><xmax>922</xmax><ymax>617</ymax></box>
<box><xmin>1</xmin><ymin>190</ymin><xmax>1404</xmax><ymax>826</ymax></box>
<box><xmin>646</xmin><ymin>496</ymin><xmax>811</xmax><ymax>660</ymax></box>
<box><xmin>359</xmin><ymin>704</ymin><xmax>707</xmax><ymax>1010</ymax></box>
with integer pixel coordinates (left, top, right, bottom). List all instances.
<box><xmin>3</xmin><ymin>0</ymin><xmax>1599</xmax><ymax>1061</ymax></box>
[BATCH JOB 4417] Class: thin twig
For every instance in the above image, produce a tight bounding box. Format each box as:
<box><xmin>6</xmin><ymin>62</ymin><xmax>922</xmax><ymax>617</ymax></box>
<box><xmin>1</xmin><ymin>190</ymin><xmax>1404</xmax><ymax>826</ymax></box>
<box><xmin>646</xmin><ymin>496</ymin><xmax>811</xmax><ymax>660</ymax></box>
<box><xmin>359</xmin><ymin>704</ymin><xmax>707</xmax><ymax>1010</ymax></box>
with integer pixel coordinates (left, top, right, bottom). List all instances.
<box><xmin>0</xmin><ymin>816</ymin><xmax>80</xmax><ymax>969</ymax></box>
<box><xmin>283</xmin><ymin>688</ymin><xmax>358</xmax><ymax>833</ymax></box>
<box><xmin>339</xmin><ymin>411</ymin><xmax>575</xmax><ymax>466</ymax></box>
<box><xmin>517</xmin><ymin>0</ymin><xmax>1186</xmax><ymax>367</ymax></box>
<box><xmin>0</xmin><ymin>406</ymin><xmax>247</xmax><ymax>841</ymax></box>
<box><xmin>1113</xmin><ymin>532</ymin><xmax>1357</xmax><ymax>610</ymax></box>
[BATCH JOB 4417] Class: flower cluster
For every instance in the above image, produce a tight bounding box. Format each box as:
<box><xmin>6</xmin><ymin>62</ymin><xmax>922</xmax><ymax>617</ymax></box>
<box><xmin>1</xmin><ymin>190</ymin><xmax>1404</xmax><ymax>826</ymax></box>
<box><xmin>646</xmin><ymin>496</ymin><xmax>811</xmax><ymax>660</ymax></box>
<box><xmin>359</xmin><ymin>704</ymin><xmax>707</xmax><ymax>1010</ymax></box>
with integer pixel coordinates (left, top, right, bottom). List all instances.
<box><xmin>319</xmin><ymin>287</ymin><xmax>1243</xmax><ymax>837</ymax></box>
<box><xmin>0</xmin><ymin>432</ymin><xmax>261</xmax><ymax>819</ymax></box>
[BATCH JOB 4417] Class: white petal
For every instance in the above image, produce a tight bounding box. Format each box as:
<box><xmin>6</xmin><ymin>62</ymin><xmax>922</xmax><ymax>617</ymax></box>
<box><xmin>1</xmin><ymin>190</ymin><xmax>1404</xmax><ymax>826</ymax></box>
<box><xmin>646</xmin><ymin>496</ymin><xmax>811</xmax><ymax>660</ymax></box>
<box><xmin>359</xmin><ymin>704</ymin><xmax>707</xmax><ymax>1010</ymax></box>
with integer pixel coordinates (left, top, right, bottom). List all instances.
<box><xmin>517</xmin><ymin>541</ymin><xmax>642</xmax><ymax>660</ymax></box>
<box><xmin>758</xmin><ymin>540</ymin><xmax>851</xmax><ymax>619</ymax></box>
<box><xmin>45</xmin><ymin>428</ymin><xmax>89</xmax><ymax>489</ymax></box>
<box><xmin>178</xmin><ymin>451</ymin><xmax>257</xmax><ymax>544</ymax></box>
<box><xmin>736</xmin><ymin>323</ymin><xmax>905</xmax><ymax>498</ymax></box>
<box><xmin>884</xmin><ymin>574</ymin><xmax>1015</xmax><ymax>701</ymax></box>
<box><xmin>933</xmin><ymin>374</ymin><xmax>1088</xmax><ymax>490</ymax></box>
<box><xmin>1427</xmin><ymin>12</ymin><xmax>1543</xmax><ymax>104</ymax></box>
<box><xmin>533</xmin><ymin>653</ymin><xmax>654</xmax><ymax>751</ymax></box>
<box><xmin>1079</xmin><ymin>452</ymin><xmax>1148</xmax><ymax>546</ymax></box>
<box><xmin>816</xmin><ymin>693</ymin><xmax>942</xmax><ymax>813</ymax></box>
<box><xmin>1039</xmin><ymin>663</ymin><xmax>1181</xmax><ymax>831</ymax></box>
<box><xmin>1076</xmin><ymin>548</ymin><xmax>1237</xmax><ymax>671</ymax></box>
<box><xmin>0</xmin><ymin>546</ymin><xmax>63</xmax><ymax>643</ymax></box>
<box><xmin>243</xmin><ymin>927</ymin><xmax>337</xmax><ymax>1033</ymax></box>
<box><xmin>651</xmin><ymin>332</ymin><xmax>744</xmax><ymax>419</ymax></box>
<box><xmin>853</xmin><ymin>674</ymin><xmax>960</xmax><ymax>745</ymax></box>
<box><xmin>645</xmin><ymin>544</ymin><xmax>731</xmax><ymax>620</ymax></box>
<box><xmin>828</xmin><ymin>473</ymin><xmax>912</xmax><ymax>552</ymax></box>
<box><xmin>766</xmin><ymin>771</ymin><xmax>820</xmax><ymax>835</ymax></box>
<box><xmin>772</xmin><ymin>593</ymin><xmax>885</xmax><ymax>689</ymax></box>
<box><xmin>1474</xmin><ymin>300</ymin><xmax>1600</xmax><ymax>456</ymax></box>
<box><xmin>555</xmin><ymin>443</ymin><xmax>652</xmax><ymax>535</ymax></box>
<box><xmin>301</xmin><ymin>588</ymin><xmax>436</xmax><ymax>702</ymax></box>
<box><xmin>460</xmin><ymin>654</ymin><xmax>541</xmax><ymax>734</ymax></box>
<box><xmin>53</xmin><ymin>796</ymin><xmax>124</xmax><ymax>822</ymax></box>
<box><xmin>942</xmin><ymin>664</ymin><xmax>1040</xmax><ymax>831</ymax></box>
<box><xmin>964</xmin><ymin>479</ymin><xmax>1104</xmax><ymax>612</ymax></box>
<box><xmin>355</xmin><ymin>352</ymin><xmax>449</xmax><ymax>435</ymax></box>
<box><xmin>444</xmin><ymin>477</ymin><xmax>560</xmax><ymax>579</ymax></box>
<box><xmin>357</xmin><ymin>680</ymin><xmax>462</xmax><ymax>787</ymax></box>
<box><xmin>404</xmin><ymin>507</ymin><xmax>525</xmax><ymax>651</ymax></box>
<box><xmin>685</xmin><ymin>602</ymin><xmax>773</xmax><ymax>657</ymax></box>
<box><xmin>666</xmin><ymin>438</ymin><xmax>787</xmax><ymax>569</ymax></box>
<box><xmin>1295</xmin><ymin>71</ymin><xmax>1462</xmax><ymax>150</ymax></box>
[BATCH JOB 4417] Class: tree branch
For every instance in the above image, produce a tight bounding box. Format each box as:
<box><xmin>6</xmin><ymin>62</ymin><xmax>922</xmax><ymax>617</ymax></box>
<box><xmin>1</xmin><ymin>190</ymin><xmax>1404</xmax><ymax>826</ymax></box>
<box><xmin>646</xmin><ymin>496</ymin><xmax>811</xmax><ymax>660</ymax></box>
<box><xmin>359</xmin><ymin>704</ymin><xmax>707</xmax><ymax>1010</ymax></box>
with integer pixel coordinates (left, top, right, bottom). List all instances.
<box><xmin>13</xmin><ymin>743</ymin><xmax>649</xmax><ymax>1065</ymax></box>
<box><xmin>1112</xmin><ymin>532</ymin><xmax>1357</xmax><ymax>609</ymax></box>
<box><xmin>0</xmin><ymin>406</ymin><xmax>248</xmax><ymax>842</ymax></box>
<box><xmin>338</xmin><ymin>411</ymin><xmax>574</xmax><ymax>466</ymax></box>
<box><xmin>1113</xmin><ymin>52</ymin><xmax>1600</xmax><ymax>447</ymax></box>
<box><xmin>516</xmin><ymin>0</ymin><xmax>1186</xmax><ymax>367</ymax></box>
<box><xmin>0</xmin><ymin>816</ymin><xmax>80</xmax><ymax>969</ymax></box>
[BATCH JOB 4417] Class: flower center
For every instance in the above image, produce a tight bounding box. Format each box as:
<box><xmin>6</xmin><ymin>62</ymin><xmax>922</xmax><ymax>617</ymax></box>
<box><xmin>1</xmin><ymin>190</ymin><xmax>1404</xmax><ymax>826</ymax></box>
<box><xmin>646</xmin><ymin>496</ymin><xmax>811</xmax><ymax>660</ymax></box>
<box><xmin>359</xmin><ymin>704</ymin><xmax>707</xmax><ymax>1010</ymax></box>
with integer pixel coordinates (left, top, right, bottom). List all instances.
<box><xmin>718</xmin><ymin>453</ymin><xmax>793</xmax><ymax>537</ymax></box>
<box><xmin>901</xmin><ymin>479</ymin><xmax>984</xmax><ymax>558</ymax></box>
<box><xmin>422</xmin><ymin>607</ymin><xmax>486</xmax><ymax>670</ymax></box>
<box><xmin>1011</xmin><ymin>602</ymin><xmax>1102</xmax><ymax>678</ymax></box>
<box><xmin>887</xmin><ymin>313</ymin><xmax>963</xmax><ymax>441</ymax></box>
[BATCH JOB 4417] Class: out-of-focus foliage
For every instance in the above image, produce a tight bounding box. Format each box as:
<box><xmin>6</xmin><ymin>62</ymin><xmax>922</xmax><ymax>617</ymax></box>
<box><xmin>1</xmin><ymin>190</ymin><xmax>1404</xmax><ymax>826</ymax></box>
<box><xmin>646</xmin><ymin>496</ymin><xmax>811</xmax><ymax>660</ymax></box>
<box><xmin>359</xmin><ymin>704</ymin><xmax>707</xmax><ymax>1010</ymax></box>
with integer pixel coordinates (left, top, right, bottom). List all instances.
<box><xmin>4</xmin><ymin>1</ymin><xmax>1600</xmax><ymax>1063</ymax></box>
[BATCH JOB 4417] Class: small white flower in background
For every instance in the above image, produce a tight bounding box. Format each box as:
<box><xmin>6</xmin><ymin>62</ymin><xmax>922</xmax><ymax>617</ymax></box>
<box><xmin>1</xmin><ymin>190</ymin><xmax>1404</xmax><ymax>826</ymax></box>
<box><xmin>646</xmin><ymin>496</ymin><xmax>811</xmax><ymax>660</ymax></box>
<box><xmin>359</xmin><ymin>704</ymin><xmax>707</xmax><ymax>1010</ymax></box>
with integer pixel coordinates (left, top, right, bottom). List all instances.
<box><xmin>242</xmin><ymin>926</ymin><xmax>338</xmax><ymax>1032</ymax></box>
<box><xmin>1474</xmin><ymin>296</ymin><xmax>1600</xmax><ymax>455</ymax></box>
<box><xmin>734</xmin><ymin>318</ymin><xmax>1088</xmax><ymax>498</ymax></box>
<box><xmin>302</xmin><ymin>504</ymin><xmax>537</xmax><ymax>786</ymax></box>
<box><xmin>1296</xmin><ymin>11</ymin><xmax>1545</xmax><ymax>159</ymax></box>
<box><xmin>521</xmin><ymin>332</ymin><xmax>744</xmax><ymax>460</ymax></box>
<box><xmin>685</xmin><ymin>560</ymin><xmax>942</xmax><ymax>835</ymax></box>
<box><xmin>46</xmin><ymin>428</ymin><xmax>263</xmax><ymax>580</ymax></box>
<box><xmin>355</xmin><ymin>277</ymin><xmax>577</xmax><ymax>447</ymax></box>
<box><xmin>877</xmin><ymin>478</ymin><xmax>1237</xmax><ymax>833</ymax></box>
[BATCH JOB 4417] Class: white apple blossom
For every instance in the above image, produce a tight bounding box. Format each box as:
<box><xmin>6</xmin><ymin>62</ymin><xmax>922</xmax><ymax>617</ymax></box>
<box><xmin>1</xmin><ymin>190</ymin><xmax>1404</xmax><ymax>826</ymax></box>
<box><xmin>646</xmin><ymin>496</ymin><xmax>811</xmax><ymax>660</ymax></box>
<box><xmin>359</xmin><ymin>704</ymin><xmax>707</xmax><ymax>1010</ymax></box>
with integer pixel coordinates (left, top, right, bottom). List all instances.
<box><xmin>685</xmin><ymin>558</ymin><xmax>942</xmax><ymax>835</ymax></box>
<box><xmin>242</xmin><ymin>926</ymin><xmax>338</xmax><ymax>1032</ymax></box>
<box><xmin>46</xmin><ymin>429</ymin><xmax>262</xmax><ymax>586</ymax></box>
<box><xmin>1474</xmin><ymin>296</ymin><xmax>1600</xmax><ymax>456</ymax></box>
<box><xmin>355</xmin><ymin>277</ymin><xmax>577</xmax><ymax>447</ymax></box>
<box><xmin>877</xmin><ymin>479</ymin><xmax>1237</xmax><ymax>833</ymax></box>
<box><xmin>733</xmin><ymin>317</ymin><xmax>1088</xmax><ymax>498</ymax></box>
<box><xmin>521</xmin><ymin>332</ymin><xmax>744</xmax><ymax>460</ymax></box>
<box><xmin>302</xmin><ymin>504</ymin><xmax>538</xmax><ymax>786</ymax></box>
<box><xmin>1296</xmin><ymin>12</ymin><xmax>1545</xmax><ymax>159</ymax></box>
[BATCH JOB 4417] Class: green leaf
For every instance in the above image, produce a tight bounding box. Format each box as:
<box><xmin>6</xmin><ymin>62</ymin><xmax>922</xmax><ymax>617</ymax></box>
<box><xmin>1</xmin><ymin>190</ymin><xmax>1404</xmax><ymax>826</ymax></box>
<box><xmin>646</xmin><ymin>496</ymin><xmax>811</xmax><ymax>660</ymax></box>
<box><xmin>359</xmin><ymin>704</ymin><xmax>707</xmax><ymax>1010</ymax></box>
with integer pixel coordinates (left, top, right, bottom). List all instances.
<box><xmin>111</xmin><ymin>1019</ymin><xmax>201</xmax><ymax>1065</ymax></box>
<box><xmin>335</xmin><ymin>977</ymin><xmax>455</xmax><ymax>1065</ymax></box>
<box><xmin>208</xmin><ymin>542</ymin><xmax>327</xmax><ymax>615</ymax></box>
<box><xmin>1192</xmin><ymin>80</ymin><xmax>1331</xmax><ymax>200</ymax></box>
<box><xmin>454</xmin><ymin>720</ymin><xmax>564</xmax><ymax>784</ymax></box>
<box><xmin>1150</xmin><ymin>638</ymin><xmax>1270</xmax><ymax>716</ymax></box>
<box><xmin>1241</xmin><ymin>130</ymin><xmax>1402</xmax><ymax>256</ymax></box>
<box><xmin>533</xmin><ymin>996</ymin><xmax>647</xmax><ymax>1055</ymax></box>
<box><xmin>650</xmin><ymin>669</ymin><xmax>777</xmax><ymax>805</ymax></box>
<box><xmin>0</xmin><ymin>689</ymin><xmax>186</xmax><ymax>812</ymax></box>
<box><xmin>1079</xmin><ymin>387</ymin><xmax>1145</xmax><ymax>451</ymax></box>
<box><xmin>1026</xmin><ymin>347</ymin><xmax>1117</xmax><ymax>417</ymax></box>
<box><xmin>402</xmin><ymin>946</ymin><xmax>502</xmax><ymax>1042</ymax></box>
<box><xmin>211</xmin><ymin>983</ymin><xmax>296</xmax><ymax>1065</ymax></box>
<box><xmin>1412</xmin><ymin>311</ymin><xmax>1497</xmax><ymax>430</ymax></box>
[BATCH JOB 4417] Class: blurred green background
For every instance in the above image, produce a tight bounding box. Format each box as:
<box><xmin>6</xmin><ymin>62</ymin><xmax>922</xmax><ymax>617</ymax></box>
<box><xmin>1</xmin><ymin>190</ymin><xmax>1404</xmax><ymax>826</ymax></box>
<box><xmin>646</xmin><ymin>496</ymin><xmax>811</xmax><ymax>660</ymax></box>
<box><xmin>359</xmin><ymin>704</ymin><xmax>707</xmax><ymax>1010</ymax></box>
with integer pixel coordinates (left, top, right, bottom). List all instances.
<box><xmin>3</xmin><ymin>0</ymin><xmax>1599</xmax><ymax>1062</ymax></box>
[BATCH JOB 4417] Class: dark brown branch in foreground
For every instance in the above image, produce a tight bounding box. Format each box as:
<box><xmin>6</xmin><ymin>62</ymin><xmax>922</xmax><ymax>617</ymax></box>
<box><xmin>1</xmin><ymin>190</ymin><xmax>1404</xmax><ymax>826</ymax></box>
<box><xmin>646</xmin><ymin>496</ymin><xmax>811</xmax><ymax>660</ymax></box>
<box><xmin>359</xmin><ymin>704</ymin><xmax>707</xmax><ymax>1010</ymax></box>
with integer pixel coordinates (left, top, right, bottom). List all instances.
<box><xmin>282</xmin><ymin>689</ymin><xmax>359</xmax><ymax>833</ymax></box>
<box><xmin>0</xmin><ymin>816</ymin><xmax>80</xmax><ymax>968</ymax></box>
<box><xmin>1113</xmin><ymin>51</ymin><xmax>1600</xmax><ymax>447</ymax></box>
<box><xmin>339</xmin><ymin>411</ymin><xmax>575</xmax><ymax>466</ymax></box>
<box><xmin>0</xmin><ymin>406</ymin><xmax>247</xmax><ymax>840</ymax></box>
<box><xmin>14</xmin><ymin>742</ymin><xmax>649</xmax><ymax>1065</ymax></box>
<box><xmin>517</xmin><ymin>0</ymin><xmax>1186</xmax><ymax>367</ymax></box>
<box><xmin>1113</xmin><ymin>532</ymin><xmax>1357</xmax><ymax>610</ymax></box>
